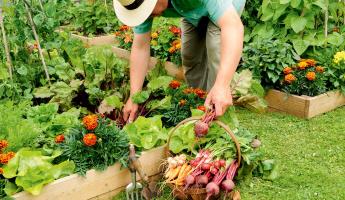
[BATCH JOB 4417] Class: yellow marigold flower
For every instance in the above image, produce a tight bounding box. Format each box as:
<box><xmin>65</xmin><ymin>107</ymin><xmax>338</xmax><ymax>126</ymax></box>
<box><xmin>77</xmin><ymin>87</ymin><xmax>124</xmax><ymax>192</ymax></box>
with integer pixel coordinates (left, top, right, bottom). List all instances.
<box><xmin>175</xmin><ymin>43</ymin><xmax>181</xmax><ymax>50</ymax></box>
<box><xmin>333</xmin><ymin>51</ymin><xmax>345</xmax><ymax>64</ymax></box>
<box><xmin>0</xmin><ymin>168</ymin><xmax>3</xmax><ymax>174</ymax></box>
<box><xmin>298</xmin><ymin>61</ymin><xmax>308</xmax><ymax>70</ymax></box>
<box><xmin>283</xmin><ymin>67</ymin><xmax>293</xmax><ymax>75</ymax></box>
<box><xmin>285</xmin><ymin>74</ymin><xmax>296</xmax><ymax>84</ymax></box>
<box><xmin>306</xmin><ymin>71</ymin><xmax>316</xmax><ymax>81</ymax></box>
<box><xmin>315</xmin><ymin>66</ymin><xmax>325</xmax><ymax>73</ymax></box>
<box><xmin>151</xmin><ymin>32</ymin><xmax>158</xmax><ymax>39</ymax></box>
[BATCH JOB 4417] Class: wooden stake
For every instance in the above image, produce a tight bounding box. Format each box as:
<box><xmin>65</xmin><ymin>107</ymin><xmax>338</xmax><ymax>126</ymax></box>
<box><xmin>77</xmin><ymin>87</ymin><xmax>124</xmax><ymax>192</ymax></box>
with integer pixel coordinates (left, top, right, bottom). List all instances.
<box><xmin>24</xmin><ymin>1</ymin><xmax>51</xmax><ymax>85</ymax></box>
<box><xmin>324</xmin><ymin>0</ymin><xmax>329</xmax><ymax>38</ymax></box>
<box><xmin>0</xmin><ymin>7</ymin><xmax>13</xmax><ymax>80</ymax></box>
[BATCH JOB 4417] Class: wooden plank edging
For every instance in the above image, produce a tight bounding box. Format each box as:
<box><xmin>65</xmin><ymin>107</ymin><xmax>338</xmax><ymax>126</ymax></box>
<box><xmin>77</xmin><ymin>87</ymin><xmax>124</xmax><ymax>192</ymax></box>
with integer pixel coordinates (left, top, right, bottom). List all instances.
<box><xmin>12</xmin><ymin>145</ymin><xmax>167</xmax><ymax>200</ymax></box>
<box><xmin>265</xmin><ymin>89</ymin><xmax>345</xmax><ymax>118</ymax></box>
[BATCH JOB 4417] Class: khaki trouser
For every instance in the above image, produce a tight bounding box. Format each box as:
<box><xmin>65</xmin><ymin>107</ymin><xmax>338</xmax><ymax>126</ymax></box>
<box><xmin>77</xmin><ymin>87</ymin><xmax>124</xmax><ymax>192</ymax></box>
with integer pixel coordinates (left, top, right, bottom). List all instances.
<box><xmin>181</xmin><ymin>18</ymin><xmax>221</xmax><ymax>91</ymax></box>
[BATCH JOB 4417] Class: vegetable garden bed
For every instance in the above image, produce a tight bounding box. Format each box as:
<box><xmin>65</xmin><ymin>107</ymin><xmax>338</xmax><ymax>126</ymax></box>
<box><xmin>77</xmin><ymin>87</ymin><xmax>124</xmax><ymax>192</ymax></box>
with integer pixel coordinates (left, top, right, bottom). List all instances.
<box><xmin>111</xmin><ymin>46</ymin><xmax>185</xmax><ymax>80</ymax></box>
<box><xmin>12</xmin><ymin>145</ymin><xmax>166</xmax><ymax>200</ymax></box>
<box><xmin>265</xmin><ymin>89</ymin><xmax>345</xmax><ymax>118</ymax></box>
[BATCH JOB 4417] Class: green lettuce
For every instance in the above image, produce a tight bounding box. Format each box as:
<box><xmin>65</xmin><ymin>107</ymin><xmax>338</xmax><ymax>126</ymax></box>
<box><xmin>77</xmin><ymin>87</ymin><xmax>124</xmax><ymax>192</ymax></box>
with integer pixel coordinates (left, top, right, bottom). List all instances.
<box><xmin>123</xmin><ymin>116</ymin><xmax>168</xmax><ymax>150</ymax></box>
<box><xmin>3</xmin><ymin>148</ymin><xmax>75</xmax><ymax>196</ymax></box>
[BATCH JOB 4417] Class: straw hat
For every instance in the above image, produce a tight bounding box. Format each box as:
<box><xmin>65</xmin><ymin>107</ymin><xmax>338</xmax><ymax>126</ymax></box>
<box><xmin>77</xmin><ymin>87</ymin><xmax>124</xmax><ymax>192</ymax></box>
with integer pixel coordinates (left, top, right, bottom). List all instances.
<box><xmin>113</xmin><ymin>0</ymin><xmax>158</xmax><ymax>27</ymax></box>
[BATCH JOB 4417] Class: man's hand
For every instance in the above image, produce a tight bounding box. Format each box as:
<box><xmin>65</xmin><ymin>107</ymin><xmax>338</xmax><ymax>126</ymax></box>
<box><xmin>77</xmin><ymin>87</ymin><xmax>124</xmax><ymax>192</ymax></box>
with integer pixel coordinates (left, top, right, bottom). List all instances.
<box><xmin>204</xmin><ymin>85</ymin><xmax>233</xmax><ymax>117</ymax></box>
<box><xmin>123</xmin><ymin>98</ymin><xmax>139</xmax><ymax>123</ymax></box>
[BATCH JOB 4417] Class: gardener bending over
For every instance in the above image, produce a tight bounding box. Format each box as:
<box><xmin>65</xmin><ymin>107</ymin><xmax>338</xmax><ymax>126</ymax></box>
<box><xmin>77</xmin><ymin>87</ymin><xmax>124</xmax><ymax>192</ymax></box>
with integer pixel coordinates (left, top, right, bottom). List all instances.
<box><xmin>113</xmin><ymin>0</ymin><xmax>246</xmax><ymax>122</ymax></box>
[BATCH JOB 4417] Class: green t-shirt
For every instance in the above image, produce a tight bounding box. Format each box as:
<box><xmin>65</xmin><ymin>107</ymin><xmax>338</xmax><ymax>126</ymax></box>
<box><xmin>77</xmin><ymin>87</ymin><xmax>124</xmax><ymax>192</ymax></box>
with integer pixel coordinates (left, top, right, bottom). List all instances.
<box><xmin>133</xmin><ymin>0</ymin><xmax>246</xmax><ymax>34</ymax></box>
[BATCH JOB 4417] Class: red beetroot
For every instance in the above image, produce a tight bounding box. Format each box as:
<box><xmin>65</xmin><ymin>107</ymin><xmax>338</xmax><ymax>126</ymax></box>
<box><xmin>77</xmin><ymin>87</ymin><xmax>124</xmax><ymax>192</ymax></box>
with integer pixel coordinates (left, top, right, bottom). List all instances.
<box><xmin>195</xmin><ymin>175</ymin><xmax>208</xmax><ymax>186</ymax></box>
<box><xmin>210</xmin><ymin>167</ymin><xmax>218</xmax><ymax>175</ymax></box>
<box><xmin>205</xmin><ymin>182</ymin><xmax>219</xmax><ymax>199</ymax></box>
<box><xmin>202</xmin><ymin>163</ymin><xmax>211</xmax><ymax>171</ymax></box>
<box><xmin>205</xmin><ymin>165</ymin><xmax>230</xmax><ymax>200</ymax></box>
<box><xmin>194</xmin><ymin>109</ymin><xmax>216</xmax><ymax>137</ymax></box>
<box><xmin>194</xmin><ymin>121</ymin><xmax>209</xmax><ymax>137</ymax></box>
<box><xmin>221</xmin><ymin>179</ymin><xmax>235</xmax><ymax>192</ymax></box>
<box><xmin>213</xmin><ymin>160</ymin><xmax>221</xmax><ymax>169</ymax></box>
<box><xmin>219</xmin><ymin>159</ymin><xmax>226</xmax><ymax>167</ymax></box>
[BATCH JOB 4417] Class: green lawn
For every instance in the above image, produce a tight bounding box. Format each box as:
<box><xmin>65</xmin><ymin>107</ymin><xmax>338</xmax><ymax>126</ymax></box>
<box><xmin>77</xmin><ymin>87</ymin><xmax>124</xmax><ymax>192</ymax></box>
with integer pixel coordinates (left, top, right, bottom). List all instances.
<box><xmin>114</xmin><ymin>106</ymin><xmax>345</xmax><ymax>200</ymax></box>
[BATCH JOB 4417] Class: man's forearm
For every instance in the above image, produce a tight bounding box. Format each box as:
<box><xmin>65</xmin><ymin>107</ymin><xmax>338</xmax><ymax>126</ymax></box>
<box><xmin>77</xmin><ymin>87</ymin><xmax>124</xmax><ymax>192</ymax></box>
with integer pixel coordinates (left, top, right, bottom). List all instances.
<box><xmin>129</xmin><ymin>33</ymin><xmax>151</xmax><ymax>96</ymax></box>
<box><xmin>215</xmin><ymin>8</ymin><xmax>244</xmax><ymax>88</ymax></box>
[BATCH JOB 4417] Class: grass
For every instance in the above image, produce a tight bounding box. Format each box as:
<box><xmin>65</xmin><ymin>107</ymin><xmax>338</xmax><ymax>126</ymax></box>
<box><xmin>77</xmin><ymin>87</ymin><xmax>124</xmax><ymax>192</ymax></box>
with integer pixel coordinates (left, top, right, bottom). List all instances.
<box><xmin>113</xmin><ymin>106</ymin><xmax>345</xmax><ymax>200</ymax></box>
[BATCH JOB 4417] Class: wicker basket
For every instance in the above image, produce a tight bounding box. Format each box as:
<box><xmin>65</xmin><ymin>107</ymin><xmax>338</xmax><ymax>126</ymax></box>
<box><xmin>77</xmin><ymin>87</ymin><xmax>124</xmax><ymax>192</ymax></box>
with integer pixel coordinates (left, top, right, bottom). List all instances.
<box><xmin>165</xmin><ymin>116</ymin><xmax>242</xmax><ymax>200</ymax></box>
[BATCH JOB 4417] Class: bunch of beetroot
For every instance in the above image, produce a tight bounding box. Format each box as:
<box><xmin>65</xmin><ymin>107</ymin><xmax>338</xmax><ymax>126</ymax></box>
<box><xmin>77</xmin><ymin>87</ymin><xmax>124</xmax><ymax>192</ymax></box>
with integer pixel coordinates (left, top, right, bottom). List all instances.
<box><xmin>183</xmin><ymin>149</ymin><xmax>239</xmax><ymax>200</ymax></box>
<box><xmin>194</xmin><ymin>109</ymin><xmax>216</xmax><ymax>137</ymax></box>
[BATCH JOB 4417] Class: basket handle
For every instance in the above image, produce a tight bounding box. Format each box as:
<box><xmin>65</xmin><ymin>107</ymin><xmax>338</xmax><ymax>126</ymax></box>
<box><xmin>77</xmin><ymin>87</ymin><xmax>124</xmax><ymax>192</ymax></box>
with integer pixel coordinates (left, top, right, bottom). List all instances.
<box><xmin>165</xmin><ymin>116</ymin><xmax>241</xmax><ymax>164</ymax></box>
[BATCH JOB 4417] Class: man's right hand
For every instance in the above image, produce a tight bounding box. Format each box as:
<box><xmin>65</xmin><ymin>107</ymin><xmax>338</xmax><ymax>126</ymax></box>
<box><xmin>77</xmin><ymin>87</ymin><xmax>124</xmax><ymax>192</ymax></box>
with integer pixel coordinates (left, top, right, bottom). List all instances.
<box><xmin>123</xmin><ymin>98</ymin><xmax>139</xmax><ymax>123</ymax></box>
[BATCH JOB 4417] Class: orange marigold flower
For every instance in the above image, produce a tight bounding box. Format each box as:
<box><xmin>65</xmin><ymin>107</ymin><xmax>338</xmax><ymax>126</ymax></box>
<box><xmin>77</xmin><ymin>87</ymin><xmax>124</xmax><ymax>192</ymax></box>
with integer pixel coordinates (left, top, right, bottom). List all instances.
<box><xmin>0</xmin><ymin>152</ymin><xmax>14</xmax><ymax>165</ymax></box>
<box><xmin>55</xmin><ymin>134</ymin><xmax>65</xmax><ymax>143</ymax></box>
<box><xmin>172</xmin><ymin>39</ymin><xmax>181</xmax><ymax>46</ymax></box>
<box><xmin>168</xmin><ymin>46</ymin><xmax>176</xmax><ymax>54</ymax></box>
<box><xmin>124</xmin><ymin>34</ymin><xmax>132</xmax><ymax>44</ymax></box>
<box><xmin>298</xmin><ymin>61</ymin><xmax>308</xmax><ymax>70</ymax></box>
<box><xmin>82</xmin><ymin>114</ymin><xmax>98</xmax><ymax>130</ymax></box>
<box><xmin>194</xmin><ymin>88</ymin><xmax>207</xmax><ymax>99</ymax></box>
<box><xmin>119</xmin><ymin>25</ymin><xmax>130</xmax><ymax>31</ymax></box>
<box><xmin>283</xmin><ymin>67</ymin><xmax>293</xmax><ymax>75</ymax></box>
<box><xmin>306</xmin><ymin>71</ymin><xmax>316</xmax><ymax>81</ymax></box>
<box><xmin>183</xmin><ymin>88</ymin><xmax>194</xmax><ymax>94</ymax></box>
<box><xmin>197</xmin><ymin>105</ymin><xmax>206</xmax><ymax>112</ymax></box>
<box><xmin>285</xmin><ymin>74</ymin><xmax>296</xmax><ymax>84</ymax></box>
<box><xmin>114</xmin><ymin>31</ymin><xmax>121</xmax><ymax>37</ymax></box>
<box><xmin>169</xmin><ymin>80</ymin><xmax>181</xmax><ymax>89</ymax></box>
<box><xmin>33</xmin><ymin>42</ymin><xmax>38</xmax><ymax>49</ymax></box>
<box><xmin>179</xmin><ymin>99</ymin><xmax>187</xmax><ymax>106</ymax></box>
<box><xmin>315</xmin><ymin>66</ymin><xmax>324</xmax><ymax>73</ymax></box>
<box><xmin>169</xmin><ymin>26</ymin><xmax>181</xmax><ymax>35</ymax></box>
<box><xmin>83</xmin><ymin>133</ymin><xmax>97</xmax><ymax>147</ymax></box>
<box><xmin>151</xmin><ymin>32</ymin><xmax>159</xmax><ymax>39</ymax></box>
<box><xmin>0</xmin><ymin>168</ymin><xmax>3</xmax><ymax>174</ymax></box>
<box><xmin>6</xmin><ymin>152</ymin><xmax>15</xmax><ymax>160</ymax></box>
<box><xmin>306</xmin><ymin>59</ymin><xmax>316</xmax><ymax>66</ymax></box>
<box><xmin>0</xmin><ymin>140</ymin><xmax>8</xmax><ymax>150</ymax></box>
<box><xmin>0</xmin><ymin>154</ymin><xmax>8</xmax><ymax>164</ymax></box>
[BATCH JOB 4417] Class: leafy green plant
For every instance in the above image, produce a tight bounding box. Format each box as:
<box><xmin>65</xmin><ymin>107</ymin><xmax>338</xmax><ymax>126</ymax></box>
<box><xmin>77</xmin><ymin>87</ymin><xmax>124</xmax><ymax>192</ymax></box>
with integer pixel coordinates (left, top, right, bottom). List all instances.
<box><xmin>123</xmin><ymin>115</ymin><xmax>168</xmax><ymax>150</ymax></box>
<box><xmin>250</xmin><ymin>0</ymin><xmax>345</xmax><ymax>55</ymax></box>
<box><xmin>3</xmin><ymin>148</ymin><xmax>75</xmax><ymax>196</ymax></box>
<box><xmin>0</xmin><ymin>101</ymin><xmax>41</xmax><ymax>152</ymax></box>
<box><xmin>59</xmin><ymin>116</ymin><xmax>129</xmax><ymax>174</ymax></box>
<box><xmin>240</xmin><ymin>38</ymin><xmax>298</xmax><ymax>88</ymax></box>
<box><xmin>71</xmin><ymin>0</ymin><xmax>119</xmax><ymax>36</ymax></box>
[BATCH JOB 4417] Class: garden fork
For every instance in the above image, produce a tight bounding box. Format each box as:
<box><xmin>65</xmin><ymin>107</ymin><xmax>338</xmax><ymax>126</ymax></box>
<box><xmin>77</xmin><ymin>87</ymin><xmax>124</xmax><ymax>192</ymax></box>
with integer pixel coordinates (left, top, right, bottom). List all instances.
<box><xmin>126</xmin><ymin>144</ymin><xmax>151</xmax><ymax>200</ymax></box>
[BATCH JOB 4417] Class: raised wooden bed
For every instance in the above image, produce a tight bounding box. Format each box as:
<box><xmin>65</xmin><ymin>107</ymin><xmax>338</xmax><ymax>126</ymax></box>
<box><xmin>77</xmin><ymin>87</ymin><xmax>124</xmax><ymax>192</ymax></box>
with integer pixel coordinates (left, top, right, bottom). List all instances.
<box><xmin>265</xmin><ymin>89</ymin><xmax>345</xmax><ymax>118</ymax></box>
<box><xmin>12</xmin><ymin>145</ymin><xmax>167</xmax><ymax>200</ymax></box>
<box><xmin>69</xmin><ymin>33</ymin><xmax>117</xmax><ymax>46</ymax></box>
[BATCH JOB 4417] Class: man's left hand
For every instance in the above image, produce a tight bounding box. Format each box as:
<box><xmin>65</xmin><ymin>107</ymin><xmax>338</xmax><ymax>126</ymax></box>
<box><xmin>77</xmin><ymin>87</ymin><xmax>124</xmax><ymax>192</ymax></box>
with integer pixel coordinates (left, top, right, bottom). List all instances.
<box><xmin>204</xmin><ymin>85</ymin><xmax>233</xmax><ymax>117</ymax></box>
